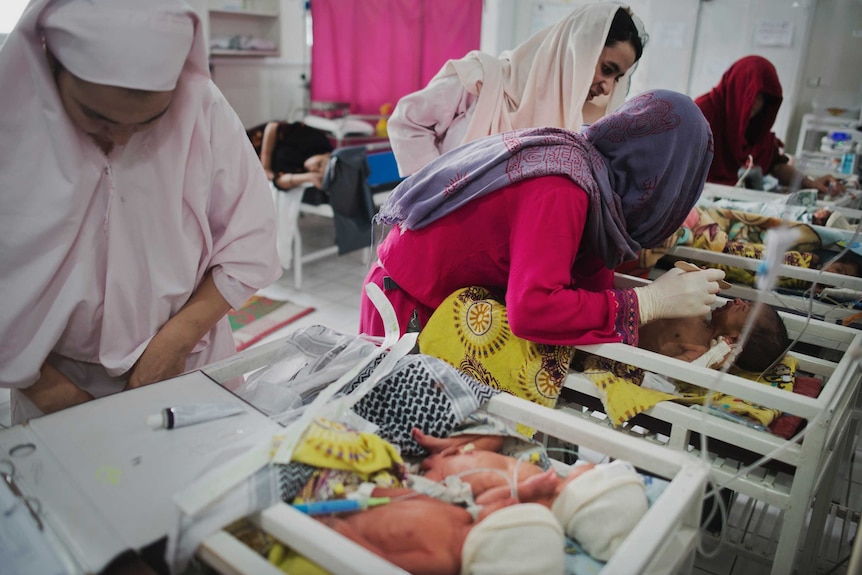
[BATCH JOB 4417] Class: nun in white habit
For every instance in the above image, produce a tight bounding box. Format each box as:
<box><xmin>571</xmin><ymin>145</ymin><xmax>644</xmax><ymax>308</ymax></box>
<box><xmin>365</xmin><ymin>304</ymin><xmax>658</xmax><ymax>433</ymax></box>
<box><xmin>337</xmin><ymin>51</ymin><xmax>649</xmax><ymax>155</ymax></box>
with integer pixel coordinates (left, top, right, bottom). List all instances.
<box><xmin>0</xmin><ymin>0</ymin><xmax>282</xmax><ymax>423</ymax></box>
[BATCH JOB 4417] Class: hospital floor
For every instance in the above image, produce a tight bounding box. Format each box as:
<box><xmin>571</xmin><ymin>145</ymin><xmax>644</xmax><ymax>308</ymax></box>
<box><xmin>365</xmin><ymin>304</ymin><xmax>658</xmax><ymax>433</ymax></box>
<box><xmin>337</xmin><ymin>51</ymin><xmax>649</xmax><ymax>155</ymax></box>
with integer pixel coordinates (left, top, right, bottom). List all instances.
<box><xmin>0</xmin><ymin>213</ymin><xmax>858</xmax><ymax>574</ymax></box>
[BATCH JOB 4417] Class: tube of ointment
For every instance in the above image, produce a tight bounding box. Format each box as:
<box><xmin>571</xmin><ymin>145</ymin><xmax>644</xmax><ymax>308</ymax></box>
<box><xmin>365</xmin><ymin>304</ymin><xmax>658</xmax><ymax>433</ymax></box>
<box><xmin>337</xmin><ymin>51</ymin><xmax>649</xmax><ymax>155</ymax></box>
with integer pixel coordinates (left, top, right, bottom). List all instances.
<box><xmin>293</xmin><ymin>497</ymin><xmax>390</xmax><ymax>515</ymax></box>
<box><xmin>146</xmin><ymin>403</ymin><xmax>245</xmax><ymax>430</ymax></box>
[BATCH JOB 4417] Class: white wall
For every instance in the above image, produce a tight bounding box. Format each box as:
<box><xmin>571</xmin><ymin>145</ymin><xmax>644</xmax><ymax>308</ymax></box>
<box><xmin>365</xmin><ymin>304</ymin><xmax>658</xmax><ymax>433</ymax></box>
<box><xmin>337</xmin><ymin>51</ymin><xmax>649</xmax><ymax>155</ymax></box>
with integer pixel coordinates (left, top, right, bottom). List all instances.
<box><xmin>485</xmin><ymin>0</ymin><xmax>821</xmax><ymax>144</ymax></box>
<box><xmin>791</xmin><ymin>0</ymin><xmax>862</xmax><ymax>150</ymax></box>
<box><xmin>193</xmin><ymin>0</ymin><xmax>311</xmax><ymax>128</ymax></box>
<box><xmin>206</xmin><ymin>0</ymin><xmax>861</xmax><ymax>144</ymax></box>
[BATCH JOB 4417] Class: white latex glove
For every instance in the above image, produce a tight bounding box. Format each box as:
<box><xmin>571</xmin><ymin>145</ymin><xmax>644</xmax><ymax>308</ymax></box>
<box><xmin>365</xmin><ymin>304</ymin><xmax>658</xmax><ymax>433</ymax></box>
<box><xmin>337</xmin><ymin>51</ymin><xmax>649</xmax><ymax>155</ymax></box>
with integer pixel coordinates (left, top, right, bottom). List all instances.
<box><xmin>633</xmin><ymin>267</ymin><xmax>726</xmax><ymax>324</ymax></box>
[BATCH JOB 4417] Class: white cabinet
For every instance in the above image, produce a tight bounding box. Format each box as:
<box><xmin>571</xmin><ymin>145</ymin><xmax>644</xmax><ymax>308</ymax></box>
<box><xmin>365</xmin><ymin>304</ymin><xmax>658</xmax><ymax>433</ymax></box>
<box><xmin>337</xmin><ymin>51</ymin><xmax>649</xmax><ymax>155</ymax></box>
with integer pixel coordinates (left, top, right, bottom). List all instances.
<box><xmin>207</xmin><ymin>0</ymin><xmax>281</xmax><ymax>58</ymax></box>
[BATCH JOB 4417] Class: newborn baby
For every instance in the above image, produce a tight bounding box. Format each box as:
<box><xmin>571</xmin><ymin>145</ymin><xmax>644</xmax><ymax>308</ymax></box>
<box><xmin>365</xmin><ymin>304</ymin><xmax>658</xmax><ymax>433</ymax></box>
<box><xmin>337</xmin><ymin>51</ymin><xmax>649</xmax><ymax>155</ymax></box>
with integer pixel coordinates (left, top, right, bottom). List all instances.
<box><xmin>318</xmin><ymin>487</ymin><xmax>565</xmax><ymax>575</ymax></box>
<box><xmin>638</xmin><ymin>298</ymin><xmax>788</xmax><ymax>372</ymax></box>
<box><xmin>413</xmin><ymin>429</ymin><xmax>648</xmax><ymax>561</ymax></box>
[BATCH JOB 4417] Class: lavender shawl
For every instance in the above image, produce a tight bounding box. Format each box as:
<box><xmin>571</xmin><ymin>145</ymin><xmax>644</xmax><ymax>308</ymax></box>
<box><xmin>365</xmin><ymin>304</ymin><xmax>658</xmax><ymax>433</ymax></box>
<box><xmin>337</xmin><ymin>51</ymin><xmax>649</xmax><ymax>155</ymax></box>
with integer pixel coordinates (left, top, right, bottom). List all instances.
<box><xmin>377</xmin><ymin>90</ymin><xmax>714</xmax><ymax>268</ymax></box>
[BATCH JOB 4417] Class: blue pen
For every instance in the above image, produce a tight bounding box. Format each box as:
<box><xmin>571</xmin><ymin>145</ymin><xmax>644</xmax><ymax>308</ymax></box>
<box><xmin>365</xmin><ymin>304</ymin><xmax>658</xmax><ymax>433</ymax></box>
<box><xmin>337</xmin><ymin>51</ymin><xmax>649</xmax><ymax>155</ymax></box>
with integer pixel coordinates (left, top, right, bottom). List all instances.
<box><xmin>293</xmin><ymin>497</ymin><xmax>390</xmax><ymax>515</ymax></box>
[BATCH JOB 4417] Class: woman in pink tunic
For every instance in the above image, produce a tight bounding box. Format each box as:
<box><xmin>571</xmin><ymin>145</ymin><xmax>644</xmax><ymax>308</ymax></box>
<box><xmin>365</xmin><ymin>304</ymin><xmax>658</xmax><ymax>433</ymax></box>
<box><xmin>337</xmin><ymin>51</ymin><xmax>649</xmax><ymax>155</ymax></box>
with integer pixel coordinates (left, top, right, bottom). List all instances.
<box><xmin>361</xmin><ymin>90</ymin><xmax>724</xmax><ymax>348</ymax></box>
<box><xmin>0</xmin><ymin>0</ymin><xmax>281</xmax><ymax>422</ymax></box>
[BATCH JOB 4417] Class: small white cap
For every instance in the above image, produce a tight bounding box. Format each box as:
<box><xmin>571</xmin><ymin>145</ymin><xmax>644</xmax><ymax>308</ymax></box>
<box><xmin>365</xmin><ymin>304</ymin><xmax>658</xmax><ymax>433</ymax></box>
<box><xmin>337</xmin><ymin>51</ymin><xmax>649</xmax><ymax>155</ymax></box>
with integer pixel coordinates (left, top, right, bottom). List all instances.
<box><xmin>146</xmin><ymin>414</ymin><xmax>164</xmax><ymax>429</ymax></box>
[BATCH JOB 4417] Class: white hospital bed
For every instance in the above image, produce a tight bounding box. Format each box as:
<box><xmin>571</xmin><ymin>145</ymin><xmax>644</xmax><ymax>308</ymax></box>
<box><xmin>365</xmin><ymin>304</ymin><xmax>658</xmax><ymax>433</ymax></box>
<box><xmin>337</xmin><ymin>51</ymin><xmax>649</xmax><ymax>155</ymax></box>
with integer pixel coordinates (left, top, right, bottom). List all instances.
<box><xmin>272</xmin><ymin>142</ymin><xmax>401</xmax><ymax>289</ymax></box>
<box><xmin>561</xmin><ymin>273</ymin><xmax>862</xmax><ymax>575</ymax></box>
<box><xmin>194</xmin><ymin>335</ymin><xmax>712</xmax><ymax>575</ymax></box>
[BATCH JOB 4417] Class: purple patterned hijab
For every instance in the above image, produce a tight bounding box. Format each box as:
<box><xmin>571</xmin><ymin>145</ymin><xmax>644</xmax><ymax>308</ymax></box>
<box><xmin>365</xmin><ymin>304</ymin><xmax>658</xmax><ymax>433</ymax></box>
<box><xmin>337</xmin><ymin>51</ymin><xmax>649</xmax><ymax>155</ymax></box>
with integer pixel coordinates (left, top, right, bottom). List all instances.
<box><xmin>377</xmin><ymin>90</ymin><xmax>714</xmax><ymax>268</ymax></box>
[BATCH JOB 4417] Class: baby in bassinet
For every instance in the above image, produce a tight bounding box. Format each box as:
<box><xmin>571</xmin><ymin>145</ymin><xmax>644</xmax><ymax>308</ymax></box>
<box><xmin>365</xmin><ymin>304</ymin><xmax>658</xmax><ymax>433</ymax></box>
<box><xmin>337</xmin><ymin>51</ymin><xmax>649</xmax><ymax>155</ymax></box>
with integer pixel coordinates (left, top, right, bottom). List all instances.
<box><xmin>412</xmin><ymin>429</ymin><xmax>648</xmax><ymax>562</ymax></box>
<box><xmin>638</xmin><ymin>298</ymin><xmax>789</xmax><ymax>372</ymax></box>
<box><xmin>279</xmin><ymin>420</ymin><xmax>646</xmax><ymax>573</ymax></box>
<box><xmin>317</xmin><ymin>489</ymin><xmax>564</xmax><ymax>575</ymax></box>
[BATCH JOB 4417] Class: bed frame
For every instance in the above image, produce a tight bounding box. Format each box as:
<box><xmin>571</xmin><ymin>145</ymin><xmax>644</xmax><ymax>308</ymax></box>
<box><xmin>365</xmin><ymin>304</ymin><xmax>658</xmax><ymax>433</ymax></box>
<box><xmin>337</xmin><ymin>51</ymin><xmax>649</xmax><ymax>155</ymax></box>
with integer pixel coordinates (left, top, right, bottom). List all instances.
<box><xmin>560</xmin><ymin>273</ymin><xmax>862</xmax><ymax>575</ymax></box>
<box><xmin>195</xmin><ymin>337</ymin><xmax>711</xmax><ymax>575</ymax></box>
<box><xmin>663</xmin><ymin>181</ymin><xmax>862</xmax><ymax>323</ymax></box>
<box><xmin>664</xmin><ymin>240</ymin><xmax>862</xmax><ymax>326</ymax></box>
<box><xmin>271</xmin><ymin>142</ymin><xmax>402</xmax><ymax>290</ymax></box>
<box><xmin>699</xmin><ymin>182</ymin><xmax>862</xmax><ymax>220</ymax></box>
<box><xmin>662</xmin><ymin>244</ymin><xmax>862</xmax><ymax>325</ymax></box>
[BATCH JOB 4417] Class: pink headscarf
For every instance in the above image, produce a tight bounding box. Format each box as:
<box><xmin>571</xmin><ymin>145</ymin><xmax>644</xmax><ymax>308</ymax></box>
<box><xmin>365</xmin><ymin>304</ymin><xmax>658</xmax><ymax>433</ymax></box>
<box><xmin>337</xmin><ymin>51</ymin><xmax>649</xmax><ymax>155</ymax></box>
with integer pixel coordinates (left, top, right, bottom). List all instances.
<box><xmin>0</xmin><ymin>0</ymin><xmax>280</xmax><ymax>393</ymax></box>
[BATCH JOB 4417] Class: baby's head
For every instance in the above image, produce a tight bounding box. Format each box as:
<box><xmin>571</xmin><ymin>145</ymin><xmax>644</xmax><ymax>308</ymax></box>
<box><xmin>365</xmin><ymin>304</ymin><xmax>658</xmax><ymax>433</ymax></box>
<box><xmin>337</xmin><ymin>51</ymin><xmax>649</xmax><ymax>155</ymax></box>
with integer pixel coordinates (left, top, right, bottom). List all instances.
<box><xmin>639</xmin><ymin>299</ymin><xmax>788</xmax><ymax>371</ymax></box>
<box><xmin>461</xmin><ymin>503</ymin><xmax>564</xmax><ymax>575</ymax></box>
<box><xmin>551</xmin><ymin>460</ymin><xmax>648</xmax><ymax>561</ymax></box>
<box><xmin>822</xmin><ymin>253</ymin><xmax>862</xmax><ymax>278</ymax></box>
<box><xmin>711</xmin><ymin>299</ymin><xmax>788</xmax><ymax>372</ymax></box>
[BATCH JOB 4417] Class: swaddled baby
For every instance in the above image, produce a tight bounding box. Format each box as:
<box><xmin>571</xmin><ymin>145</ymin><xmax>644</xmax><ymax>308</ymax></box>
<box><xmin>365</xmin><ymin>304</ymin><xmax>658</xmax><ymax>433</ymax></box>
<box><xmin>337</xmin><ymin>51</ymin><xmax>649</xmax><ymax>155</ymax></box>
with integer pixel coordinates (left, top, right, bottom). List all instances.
<box><xmin>337</xmin><ymin>463</ymin><xmax>647</xmax><ymax>573</ymax></box>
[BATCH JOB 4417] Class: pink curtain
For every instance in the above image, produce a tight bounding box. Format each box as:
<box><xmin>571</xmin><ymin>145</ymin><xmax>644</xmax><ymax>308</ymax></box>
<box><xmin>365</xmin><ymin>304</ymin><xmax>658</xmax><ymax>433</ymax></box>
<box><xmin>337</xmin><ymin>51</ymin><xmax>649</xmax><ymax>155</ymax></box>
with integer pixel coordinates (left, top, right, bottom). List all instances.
<box><xmin>310</xmin><ymin>0</ymin><xmax>482</xmax><ymax>115</ymax></box>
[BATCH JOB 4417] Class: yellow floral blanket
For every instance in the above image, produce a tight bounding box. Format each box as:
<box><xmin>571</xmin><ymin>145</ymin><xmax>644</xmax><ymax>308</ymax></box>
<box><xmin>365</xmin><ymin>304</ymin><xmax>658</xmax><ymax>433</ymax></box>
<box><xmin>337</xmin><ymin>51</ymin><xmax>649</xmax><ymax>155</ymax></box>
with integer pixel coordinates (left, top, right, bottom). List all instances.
<box><xmin>582</xmin><ymin>353</ymin><xmax>796</xmax><ymax>428</ymax></box>
<box><xmin>418</xmin><ymin>286</ymin><xmax>574</xmax><ymax>437</ymax></box>
<box><xmin>418</xmin><ymin>286</ymin><xmax>573</xmax><ymax>409</ymax></box>
<box><xmin>636</xmin><ymin>206</ymin><xmax>822</xmax><ymax>289</ymax></box>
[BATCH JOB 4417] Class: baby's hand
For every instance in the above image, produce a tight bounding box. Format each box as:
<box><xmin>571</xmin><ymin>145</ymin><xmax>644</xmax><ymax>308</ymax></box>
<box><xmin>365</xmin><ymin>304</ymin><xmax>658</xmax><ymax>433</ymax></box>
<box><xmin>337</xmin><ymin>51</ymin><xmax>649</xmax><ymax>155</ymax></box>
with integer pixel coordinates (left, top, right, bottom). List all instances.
<box><xmin>672</xmin><ymin>342</ymin><xmax>710</xmax><ymax>363</ymax></box>
<box><xmin>693</xmin><ymin>338</ymin><xmax>736</xmax><ymax>369</ymax></box>
<box><xmin>412</xmin><ymin>428</ymin><xmax>503</xmax><ymax>456</ymax></box>
<box><xmin>516</xmin><ymin>468</ymin><xmax>559</xmax><ymax>501</ymax></box>
<box><xmin>412</xmin><ymin>427</ymin><xmax>458</xmax><ymax>455</ymax></box>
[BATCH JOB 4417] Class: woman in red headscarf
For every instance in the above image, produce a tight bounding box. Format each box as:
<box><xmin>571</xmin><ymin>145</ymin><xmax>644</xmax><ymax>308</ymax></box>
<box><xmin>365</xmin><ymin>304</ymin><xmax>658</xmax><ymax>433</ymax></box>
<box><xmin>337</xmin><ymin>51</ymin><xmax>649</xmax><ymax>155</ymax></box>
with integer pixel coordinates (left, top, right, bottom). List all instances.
<box><xmin>695</xmin><ymin>55</ymin><xmax>843</xmax><ymax>196</ymax></box>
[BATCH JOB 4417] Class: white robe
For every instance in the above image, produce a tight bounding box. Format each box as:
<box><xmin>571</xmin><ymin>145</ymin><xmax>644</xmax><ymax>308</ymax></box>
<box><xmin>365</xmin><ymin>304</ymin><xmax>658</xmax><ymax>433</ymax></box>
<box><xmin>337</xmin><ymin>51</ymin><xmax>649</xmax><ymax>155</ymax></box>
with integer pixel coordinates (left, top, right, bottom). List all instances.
<box><xmin>0</xmin><ymin>0</ymin><xmax>282</xmax><ymax>421</ymax></box>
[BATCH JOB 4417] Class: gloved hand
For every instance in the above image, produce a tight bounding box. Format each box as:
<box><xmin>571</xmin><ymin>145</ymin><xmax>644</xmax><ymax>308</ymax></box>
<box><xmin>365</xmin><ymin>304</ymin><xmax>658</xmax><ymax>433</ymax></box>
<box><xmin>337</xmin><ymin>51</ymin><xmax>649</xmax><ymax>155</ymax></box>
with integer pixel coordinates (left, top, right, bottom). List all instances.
<box><xmin>633</xmin><ymin>267</ymin><xmax>726</xmax><ymax>324</ymax></box>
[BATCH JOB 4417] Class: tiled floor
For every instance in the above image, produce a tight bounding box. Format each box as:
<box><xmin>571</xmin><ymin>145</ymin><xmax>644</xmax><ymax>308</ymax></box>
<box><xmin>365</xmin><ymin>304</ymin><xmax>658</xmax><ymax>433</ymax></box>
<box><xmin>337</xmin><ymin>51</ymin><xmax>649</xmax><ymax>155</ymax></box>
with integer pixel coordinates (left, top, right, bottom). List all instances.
<box><xmin>2</xmin><ymin>212</ymin><xmax>859</xmax><ymax>573</ymax></box>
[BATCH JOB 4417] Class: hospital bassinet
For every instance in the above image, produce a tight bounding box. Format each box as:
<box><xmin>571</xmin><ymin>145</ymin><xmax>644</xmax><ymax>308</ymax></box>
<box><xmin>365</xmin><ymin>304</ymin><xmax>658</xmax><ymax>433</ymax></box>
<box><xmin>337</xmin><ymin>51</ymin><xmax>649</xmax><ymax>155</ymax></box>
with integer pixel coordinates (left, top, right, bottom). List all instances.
<box><xmin>662</xmin><ymin>244</ymin><xmax>862</xmax><ymax>325</ymax></box>
<box><xmin>661</xmin><ymin>182</ymin><xmax>862</xmax><ymax>325</ymax></box>
<box><xmin>193</xmin><ymin>333</ymin><xmax>711</xmax><ymax>575</ymax></box>
<box><xmin>560</xmin><ymin>272</ymin><xmax>862</xmax><ymax>575</ymax></box>
<box><xmin>698</xmin><ymin>182</ymin><xmax>862</xmax><ymax>221</ymax></box>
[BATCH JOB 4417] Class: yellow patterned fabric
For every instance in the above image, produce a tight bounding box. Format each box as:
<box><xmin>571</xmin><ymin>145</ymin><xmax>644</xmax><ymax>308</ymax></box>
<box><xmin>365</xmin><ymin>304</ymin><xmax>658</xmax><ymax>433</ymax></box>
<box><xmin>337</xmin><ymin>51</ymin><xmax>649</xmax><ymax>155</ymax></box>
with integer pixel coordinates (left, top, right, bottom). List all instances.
<box><xmin>681</xmin><ymin>207</ymin><xmax>820</xmax><ymax>289</ymax></box>
<box><xmin>583</xmin><ymin>354</ymin><xmax>797</xmax><ymax>427</ymax></box>
<box><xmin>269</xmin><ymin>542</ymin><xmax>331</xmax><ymax>575</ymax></box>
<box><xmin>292</xmin><ymin>417</ymin><xmax>405</xmax><ymax>481</ymax></box>
<box><xmin>419</xmin><ymin>287</ymin><xmax>573</xmax><ymax>407</ymax></box>
<box><xmin>718</xmin><ymin>242</ymin><xmax>814</xmax><ymax>289</ymax></box>
<box><xmin>418</xmin><ymin>287</ymin><xmax>574</xmax><ymax>435</ymax></box>
<box><xmin>691</xmin><ymin>207</ymin><xmax>821</xmax><ymax>252</ymax></box>
<box><xmin>586</xmin><ymin>364</ymin><xmax>676</xmax><ymax>425</ymax></box>
<box><xmin>633</xmin><ymin>206</ymin><xmax>822</xmax><ymax>283</ymax></box>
